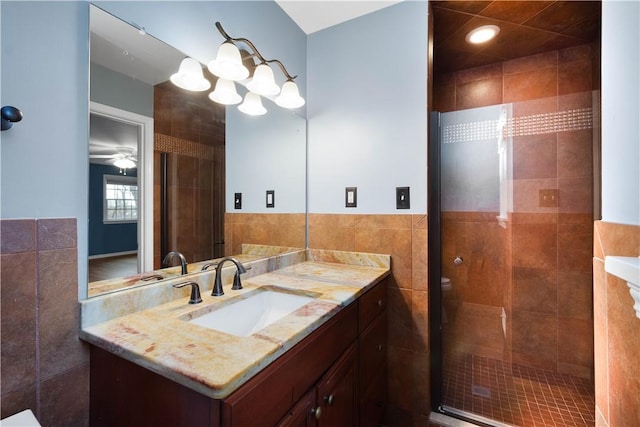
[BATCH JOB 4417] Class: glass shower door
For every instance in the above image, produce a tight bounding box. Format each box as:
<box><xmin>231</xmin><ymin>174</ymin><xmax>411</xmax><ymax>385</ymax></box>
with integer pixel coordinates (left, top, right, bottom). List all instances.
<box><xmin>433</xmin><ymin>92</ymin><xmax>597</xmax><ymax>426</ymax></box>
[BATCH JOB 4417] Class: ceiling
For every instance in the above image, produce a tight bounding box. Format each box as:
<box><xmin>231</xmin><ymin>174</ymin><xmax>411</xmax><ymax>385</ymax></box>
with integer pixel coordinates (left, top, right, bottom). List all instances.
<box><xmin>275</xmin><ymin>0</ymin><xmax>404</xmax><ymax>34</ymax></box>
<box><xmin>431</xmin><ymin>1</ymin><xmax>601</xmax><ymax>73</ymax></box>
<box><xmin>277</xmin><ymin>1</ymin><xmax>600</xmax><ymax>73</ymax></box>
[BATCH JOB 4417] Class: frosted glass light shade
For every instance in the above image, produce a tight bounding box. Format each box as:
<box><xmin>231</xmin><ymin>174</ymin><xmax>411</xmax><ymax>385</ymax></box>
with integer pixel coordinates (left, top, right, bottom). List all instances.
<box><xmin>275</xmin><ymin>81</ymin><xmax>305</xmax><ymax>109</ymax></box>
<box><xmin>209</xmin><ymin>79</ymin><xmax>242</xmax><ymax>105</ymax></box>
<box><xmin>247</xmin><ymin>64</ymin><xmax>280</xmax><ymax>96</ymax></box>
<box><xmin>114</xmin><ymin>158</ymin><xmax>136</xmax><ymax>169</ymax></box>
<box><xmin>207</xmin><ymin>42</ymin><xmax>250</xmax><ymax>81</ymax></box>
<box><xmin>238</xmin><ymin>92</ymin><xmax>267</xmax><ymax>116</ymax></box>
<box><xmin>170</xmin><ymin>58</ymin><xmax>211</xmax><ymax>91</ymax></box>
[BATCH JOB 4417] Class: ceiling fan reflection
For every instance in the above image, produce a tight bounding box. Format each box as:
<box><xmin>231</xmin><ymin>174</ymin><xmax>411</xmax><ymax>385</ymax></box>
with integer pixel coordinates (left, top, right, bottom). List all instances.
<box><xmin>89</xmin><ymin>146</ymin><xmax>137</xmax><ymax>174</ymax></box>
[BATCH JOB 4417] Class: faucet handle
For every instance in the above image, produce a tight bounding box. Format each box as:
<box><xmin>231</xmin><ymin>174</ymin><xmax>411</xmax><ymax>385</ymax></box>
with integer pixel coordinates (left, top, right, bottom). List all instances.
<box><xmin>201</xmin><ymin>262</ymin><xmax>218</xmax><ymax>271</ymax></box>
<box><xmin>173</xmin><ymin>281</ymin><xmax>202</xmax><ymax>304</ymax></box>
<box><xmin>231</xmin><ymin>265</ymin><xmax>252</xmax><ymax>290</ymax></box>
<box><xmin>232</xmin><ymin>272</ymin><xmax>243</xmax><ymax>290</ymax></box>
<box><xmin>139</xmin><ymin>274</ymin><xmax>163</xmax><ymax>282</ymax></box>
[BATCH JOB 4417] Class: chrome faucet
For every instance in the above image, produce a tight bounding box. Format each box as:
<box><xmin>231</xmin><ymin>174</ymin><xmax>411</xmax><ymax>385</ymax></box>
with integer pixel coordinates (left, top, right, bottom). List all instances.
<box><xmin>162</xmin><ymin>251</ymin><xmax>188</xmax><ymax>275</ymax></box>
<box><xmin>211</xmin><ymin>257</ymin><xmax>247</xmax><ymax>296</ymax></box>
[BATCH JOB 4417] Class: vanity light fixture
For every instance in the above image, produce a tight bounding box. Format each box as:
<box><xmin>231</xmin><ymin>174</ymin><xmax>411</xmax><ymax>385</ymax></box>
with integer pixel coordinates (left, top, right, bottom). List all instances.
<box><xmin>209</xmin><ymin>78</ymin><xmax>242</xmax><ymax>105</ymax></box>
<box><xmin>207</xmin><ymin>41</ymin><xmax>250</xmax><ymax>81</ymax></box>
<box><xmin>170</xmin><ymin>21</ymin><xmax>305</xmax><ymax>114</ymax></box>
<box><xmin>238</xmin><ymin>92</ymin><xmax>267</xmax><ymax>116</ymax></box>
<box><xmin>246</xmin><ymin>63</ymin><xmax>280</xmax><ymax>96</ymax></box>
<box><xmin>465</xmin><ymin>24</ymin><xmax>500</xmax><ymax>44</ymax></box>
<box><xmin>170</xmin><ymin>57</ymin><xmax>211</xmax><ymax>91</ymax></box>
<box><xmin>275</xmin><ymin>80</ymin><xmax>305</xmax><ymax>109</ymax></box>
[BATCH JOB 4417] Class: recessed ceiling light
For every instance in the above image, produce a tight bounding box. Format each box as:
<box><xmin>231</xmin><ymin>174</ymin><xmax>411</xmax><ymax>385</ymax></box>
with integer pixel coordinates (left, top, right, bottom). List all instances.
<box><xmin>465</xmin><ymin>25</ymin><xmax>500</xmax><ymax>44</ymax></box>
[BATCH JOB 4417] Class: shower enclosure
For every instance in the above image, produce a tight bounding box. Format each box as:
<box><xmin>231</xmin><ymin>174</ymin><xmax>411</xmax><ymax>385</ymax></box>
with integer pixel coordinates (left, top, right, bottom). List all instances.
<box><xmin>430</xmin><ymin>91</ymin><xmax>598</xmax><ymax>426</ymax></box>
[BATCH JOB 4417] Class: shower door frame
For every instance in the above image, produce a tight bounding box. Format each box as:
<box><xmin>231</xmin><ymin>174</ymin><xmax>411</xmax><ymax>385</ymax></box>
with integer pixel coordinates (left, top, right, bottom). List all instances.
<box><xmin>427</xmin><ymin>110</ymin><xmax>444</xmax><ymax>412</ymax></box>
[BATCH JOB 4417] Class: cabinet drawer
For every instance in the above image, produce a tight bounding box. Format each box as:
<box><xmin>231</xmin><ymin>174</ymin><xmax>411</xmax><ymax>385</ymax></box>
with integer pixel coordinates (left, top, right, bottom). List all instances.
<box><xmin>358</xmin><ymin>279</ymin><xmax>387</xmax><ymax>333</ymax></box>
<box><xmin>359</xmin><ymin>311</ymin><xmax>387</xmax><ymax>394</ymax></box>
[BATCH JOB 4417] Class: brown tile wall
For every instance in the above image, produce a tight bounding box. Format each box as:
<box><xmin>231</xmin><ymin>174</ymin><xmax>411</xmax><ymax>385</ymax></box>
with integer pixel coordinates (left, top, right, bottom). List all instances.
<box><xmin>441</xmin><ymin>212</ymin><xmax>509</xmax><ymax>361</ymax></box>
<box><xmin>593</xmin><ymin>221</ymin><xmax>640</xmax><ymax>427</ymax></box>
<box><xmin>434</xmin><ymin>44</ymin><xmax>597</xmax><ymax>112</ymax></box>
<box><xmin>153</xmin><ymin>79</ymin><xmax>226</xmax><ymax>268</ymax></box>
<box><xmin>224</xmin><ymin>213</ymin><xmax>307</xmax><ymax>255</ymax></box>
<box><xmin>307</xmin><ymin>213</ymin><xmax>430</xmax><ymax>425</ymax></box>
<box><xmin>1</xmin><ymin>218</ymin><xmax>89</xmax><ymax>426</ymax></box>
<box><xmin>435</xmin><ymin>43</ymin><xmax>596</xmax><ymax>380</ymax></box>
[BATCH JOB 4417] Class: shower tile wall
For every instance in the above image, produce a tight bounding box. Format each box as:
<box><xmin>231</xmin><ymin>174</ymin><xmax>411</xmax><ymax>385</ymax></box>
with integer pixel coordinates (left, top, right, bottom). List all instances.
<box><xmin>0</xmin><ymin>219</ymin><xmax>89</xmax><ymax>425</ymax></box>
<box><xmin>307</xmin><ymin>213</ymin><xmax>430</xmax><ymax>426</ymax></box>
<box><xmin>434</xmin><ymin>43</ymin><xmax>598</xmax><ymax>379</ymax></box>
<box><xmin>153</xmin><ymin>78</ymin><xmax>226</xmax><ymax>268</ymax></box>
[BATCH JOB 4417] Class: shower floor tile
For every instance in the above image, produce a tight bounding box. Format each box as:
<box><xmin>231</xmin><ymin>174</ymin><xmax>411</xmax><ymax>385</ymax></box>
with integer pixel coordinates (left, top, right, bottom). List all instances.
<box><xmin>442</xmin><ymin>353</ymin><xmax>595</xmax><ymax>426</ymax></box>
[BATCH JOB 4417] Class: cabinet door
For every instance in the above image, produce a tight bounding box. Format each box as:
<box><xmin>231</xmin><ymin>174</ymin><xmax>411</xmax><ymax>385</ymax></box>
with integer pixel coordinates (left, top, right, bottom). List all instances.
<box><xmin>277</xmin><ymin>389</ymin><xmax>317</xmax><ymax>427</ymax></box>
<box><xmin>359</xmin><ymin>365</ymin><xmax>386</xmax><ymax>427</ymax></box>
<box><xmin>316</xmin><ymin>343</ymin><xmax>357</xmax><ymax>427</ymax></box>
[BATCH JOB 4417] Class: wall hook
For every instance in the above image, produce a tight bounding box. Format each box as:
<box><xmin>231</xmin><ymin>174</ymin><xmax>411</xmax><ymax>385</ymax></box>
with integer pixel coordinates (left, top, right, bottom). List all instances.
<box><xmin>1</xmin><ymin>106</ymin><xmax>23</xmax><ymax>131</ymax></box>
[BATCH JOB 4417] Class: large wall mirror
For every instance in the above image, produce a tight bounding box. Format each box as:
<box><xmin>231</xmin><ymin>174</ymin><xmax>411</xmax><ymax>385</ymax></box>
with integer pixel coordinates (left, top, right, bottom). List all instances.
<box><xmin>88</xmin><ymin>5</ymin><xmax>306</xmax><ymax>297</ymax></box>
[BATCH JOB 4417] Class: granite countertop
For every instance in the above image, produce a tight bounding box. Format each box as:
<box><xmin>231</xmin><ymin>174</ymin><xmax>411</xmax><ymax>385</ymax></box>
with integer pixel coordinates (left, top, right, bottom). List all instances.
<box><xmin>80</xmin><ymin>253</ymin><xmax>390</xmax><ymax>400</ymax></box>
<box><xmin>88</xmin><ymin>244</ymin><xmax>303</xmax><ymax>297</ymax></box>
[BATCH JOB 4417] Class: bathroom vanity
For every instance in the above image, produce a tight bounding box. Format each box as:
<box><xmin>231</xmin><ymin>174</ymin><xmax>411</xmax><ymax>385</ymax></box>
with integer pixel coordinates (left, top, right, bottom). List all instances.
<box><xmin>81</xmin><ymin>249</ymin><xmax>390</xmax><ymax>426</ymax></box>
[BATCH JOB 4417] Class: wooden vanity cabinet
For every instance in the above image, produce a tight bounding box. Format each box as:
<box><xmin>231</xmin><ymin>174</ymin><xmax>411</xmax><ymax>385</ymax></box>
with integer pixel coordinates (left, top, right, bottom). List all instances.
<box><xmin>276</xmin><ymin>343</ymin><xmax>357</xmax><ymax>427</ymax></box>
<box><xmin>221</xmin><ymin>304</ymin><xmax>358</xmax><ymax>426</ymax></box>
<box><xmin>275</xmin><ymin>276</ymin><xmax>388</xmax><ymax>427</ymax></box>
<box><xmin>88</xmin><ymin>278</ymin><xmax>388</xmax><ymax>427</ymax></box>
<box><xmin>90</xmin><ymin>345</ymin><xmax>221</xmax><ymax>427</ymax></box>
<box><xmin>276</xmin><ymin>388</ymin><xmax>316</xmax><ymax>427</ymax></box>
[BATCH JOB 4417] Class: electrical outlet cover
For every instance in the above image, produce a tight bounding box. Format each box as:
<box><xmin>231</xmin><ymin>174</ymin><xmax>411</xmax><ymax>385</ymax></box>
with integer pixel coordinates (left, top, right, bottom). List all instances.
<box><xmin>539</xmin><ymin>189</ymin><xmax>558</xmax><ymax>208</ymax></box>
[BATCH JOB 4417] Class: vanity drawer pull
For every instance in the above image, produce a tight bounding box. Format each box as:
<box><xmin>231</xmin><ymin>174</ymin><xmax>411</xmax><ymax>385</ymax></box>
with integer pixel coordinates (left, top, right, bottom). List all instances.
<box><xmin>324</xmin><ymin>394</ymin><xmax>335</xmax><ymax>405</ymax></box>
<box><xmin>311</xmin><ymin>407</ymin><xmax>322</xmax><ymax>420</ymax></box>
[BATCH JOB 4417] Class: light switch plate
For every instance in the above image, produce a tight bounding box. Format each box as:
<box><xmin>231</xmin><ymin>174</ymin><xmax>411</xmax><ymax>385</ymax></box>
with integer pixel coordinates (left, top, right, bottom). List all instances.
<box><xmin>345</xmin><ymin>187</ymin><xmax>357</xmax><ymax>208</ymax></box>
<box><xmin>234</xmin><ymin>193</ymin><xmax>242</xmax><ymax>209</ymax></box>
<box><xmin>396</xmin><ymin>187</ymin><xmax>410</xmax><ymax>209</ymax></box>
<box><xmin>266</xmin><ymin>190</ymin><xmax>275</xmax><ymax>208</ymax></box>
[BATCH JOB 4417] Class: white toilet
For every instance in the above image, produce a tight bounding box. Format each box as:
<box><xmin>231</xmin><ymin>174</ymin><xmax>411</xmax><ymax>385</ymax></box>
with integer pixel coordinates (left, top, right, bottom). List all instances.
<box><xmin>441</xmin><ymin>277</ymin><xmax>452</xmax><ymax>323</ymax></box>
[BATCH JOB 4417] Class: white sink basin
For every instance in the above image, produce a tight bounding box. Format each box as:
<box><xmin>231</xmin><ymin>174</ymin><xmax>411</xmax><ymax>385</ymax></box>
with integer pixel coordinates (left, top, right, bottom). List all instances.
<box><xmin>188</xmin><ymin>289</ymin><xmax>314</xmax><ymax>336</ymax></box>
